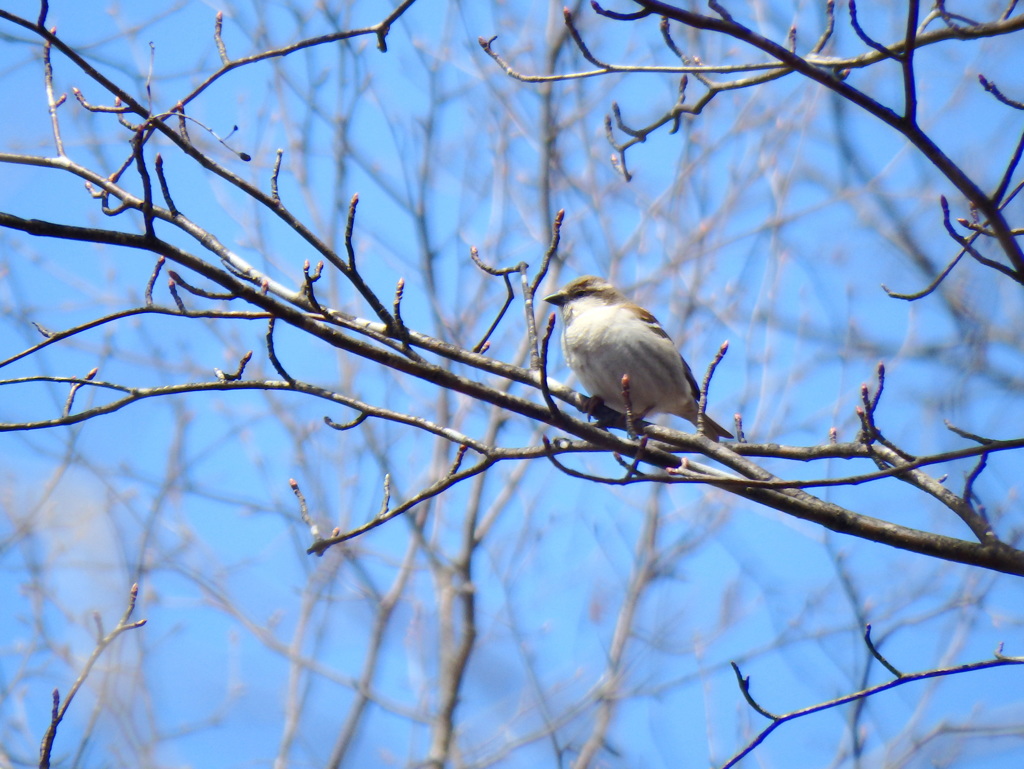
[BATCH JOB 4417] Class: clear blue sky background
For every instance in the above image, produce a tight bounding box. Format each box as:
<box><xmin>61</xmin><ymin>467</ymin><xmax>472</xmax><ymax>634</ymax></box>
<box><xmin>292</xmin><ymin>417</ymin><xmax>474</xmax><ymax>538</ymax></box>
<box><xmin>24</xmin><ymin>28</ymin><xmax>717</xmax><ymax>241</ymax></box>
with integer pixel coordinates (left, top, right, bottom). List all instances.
<box><xmin>1</xmin><ymin>1</ymin><xmax>1022</xmax><ymax>768</ymax></box>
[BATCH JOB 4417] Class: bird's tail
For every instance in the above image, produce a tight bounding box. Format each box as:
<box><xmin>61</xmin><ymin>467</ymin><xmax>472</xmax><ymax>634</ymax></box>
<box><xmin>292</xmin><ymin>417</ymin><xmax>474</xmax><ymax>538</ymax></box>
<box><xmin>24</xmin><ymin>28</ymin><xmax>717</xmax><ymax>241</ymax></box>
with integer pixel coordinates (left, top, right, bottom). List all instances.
<box><xmin>697</xmin><ymin>413</ymin><xmax>733</xmax><ymax>442</ymax></box>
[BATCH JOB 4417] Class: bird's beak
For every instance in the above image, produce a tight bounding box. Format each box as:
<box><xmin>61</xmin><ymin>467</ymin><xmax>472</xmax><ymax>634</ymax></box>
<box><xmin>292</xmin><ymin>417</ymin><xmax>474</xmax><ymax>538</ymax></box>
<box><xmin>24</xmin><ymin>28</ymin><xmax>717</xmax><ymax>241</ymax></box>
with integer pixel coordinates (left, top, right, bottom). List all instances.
<box><xmin>543</xmin><ymin>289</ymin><xmax>565</xmax><ymax>307</ymax></box>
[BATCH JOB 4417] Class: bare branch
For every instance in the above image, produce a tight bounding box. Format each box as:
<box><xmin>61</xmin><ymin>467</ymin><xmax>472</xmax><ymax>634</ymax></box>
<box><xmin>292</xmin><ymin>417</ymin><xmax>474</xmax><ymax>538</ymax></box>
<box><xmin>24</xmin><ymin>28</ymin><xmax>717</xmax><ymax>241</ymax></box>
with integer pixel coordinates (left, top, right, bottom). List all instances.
<box><xmin>39</xmin><ymin>585</ymin><xmax>147</xmax><ymax>769</ymax></box>
<box><xmin>721</xmin><ymin>650</ymin><xmax>1024</xmax><ymax>769</ymax></box>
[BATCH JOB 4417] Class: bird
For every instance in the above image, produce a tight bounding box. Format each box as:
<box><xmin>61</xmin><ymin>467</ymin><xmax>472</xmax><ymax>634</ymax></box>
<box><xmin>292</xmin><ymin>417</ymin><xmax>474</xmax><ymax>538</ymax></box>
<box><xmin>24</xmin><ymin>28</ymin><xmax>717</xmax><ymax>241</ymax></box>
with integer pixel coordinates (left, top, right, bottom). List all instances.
<box><xmin>544</xmin><ymin>275</ymin><xmax>733</xmax><ymax>440</ymax></box>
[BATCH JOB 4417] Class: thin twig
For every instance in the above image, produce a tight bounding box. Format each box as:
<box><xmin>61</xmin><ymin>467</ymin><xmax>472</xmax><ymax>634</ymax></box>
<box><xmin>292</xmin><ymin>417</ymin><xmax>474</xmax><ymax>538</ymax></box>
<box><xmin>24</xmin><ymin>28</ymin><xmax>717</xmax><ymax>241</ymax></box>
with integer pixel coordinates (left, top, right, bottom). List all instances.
<box><xmin>730</xmin><ymin>662</ymin><xmax>779</xmax><ymax>720</ymax></box>
<box><xmin>721</xmin><ymin>651</ymin><xmax>1024</xmax><ymax>769</ymax></box>
<box><xmin>530</xmin><ymin>209</ymin><xmax>564</xmax><ymax>296</ymax></box>
<box><xmin>42</xmin><ymin>34</ymin><xmax>66</xmax><ymax>158</ymax></box>
<box><xmin>563</xmin><ymin>7</ymin><xmax>612</xmax><ymax>69</ymax></box>
<box><xmin>698</xmin><ymin>341</ymin><xmax>729</xmax><ymax>436</ymax></box>
<box><xmin>344</xmin><ymin>193</ymin><xmax>359</xmax><ymax>269</ymax></box>
<box><xmin>864</xmin><ymin>624</ymin><xmax>903</xmax><ymax>677</ymax></box>
<box><xmin>324</xmin><ymin>412</ymin><xmax>368</xmax><ymax>431</ymax></box>
<box><xmin>962</xmin><ymin>452</ymin><xmax>989</xmax><ymax>511</ymax></box>
<box><xmin>848</xmin><ymin>0</ymin><xmax>899</xmax><ymax>60</ymax></box>
<box><xmin>167</xmin><ymin>270</ymin><xmax>236</xmax><ymax>300</ymax></box>
<box><xmin>620</xmin><ymin>435</ymin><xmax>651</xmax><ymax>480</ymax></box>
<box><xmin>266</xmin><ymin>317</ymin><xmax>294</xmax><ymax>384</ymax></box>
<box><xmin>468</xmin><ymin>246</ymin><xmax>520</xmax><ymax>352</ymax></box>
<box><xmin>882</xmin><ymin>249</ymin><xmax>966</xmax><ymax>300</ymax></box>
<box><xmin>620</xmin><ymin>374</ymin><xmax>638</xmax><ymax>440</ymax></box>
<box><xmin>944</xmin><ymin>419</ymin><xmax>995</xmax><ymax>445</ymax></box>
<box><xmin>130</xmin><ymin>132</ymin><xmax>156</xmax><ymax>238</ymax></box>
<box><xmin>473</xmin><ymin>278</ymin><xmax>514</xmax><ymax>354</ymax></box>
<box><xmin>63</xmin><ymin>366</ymin><xmax>98</xmax><ymax>417</ymax></box>
<box><xmin>214</xmin><ymin>350</ymin><xmax>252</xmax><ymax>382</ymax></box>
<box><xmin>993</xmin><ymin>128</ymin><xmax>1024</xmax><ymax>205</ymax></box>
<box><xmin>810</xmin><ymin>0</ymin><xmax>836</xmax><ymax>54</ymax></box>
<box><xmin>145</xmin><ymin>257</ymin><xmax>165</xmax><ymax>306</ymax></box>
<box><xmin>214</xmin><ymin>11</ymin><xmax>229</xmax><ymax>64</ymax></box>
<box><xmin>392</xmin><ymin>277</ymin><xmax>408</xmax><ymax>338</ymax></box>
<box><xmin>901</xmin><ymin>0</ymin><xmax>920</xmax><ymax>123</ymax></box>
<box><xmin>939</xmin><ymin>196</ymin><xmax>1018</xmax><ymax>278</ymax></box>
<box><xmin>979</xmin><ymin>74</ymin><xmax>1024</xmax><ymax>110</ymax></box>
<box><xmin>271</xmin><ymin>148</ymin><xmax>284</xmax><ymax>203</ymax></box>
<box><xmin>38</xmin><ymin>585</ymin><xmax>147</xmax><ymax>769</ymax></box>
<box><xmin>290</xmin><ymin>478</ymin><xmax>318</xmax><ymax>539</ymax></box>
<box><xmin>538</xmin><ymin>312</ymin><xmax>562</xmax><ymax>420</ymax></box>
<box><xmin>154</xmin><ymin>154</ymin><xmax>179</xmax><ymax>217</ymax></box>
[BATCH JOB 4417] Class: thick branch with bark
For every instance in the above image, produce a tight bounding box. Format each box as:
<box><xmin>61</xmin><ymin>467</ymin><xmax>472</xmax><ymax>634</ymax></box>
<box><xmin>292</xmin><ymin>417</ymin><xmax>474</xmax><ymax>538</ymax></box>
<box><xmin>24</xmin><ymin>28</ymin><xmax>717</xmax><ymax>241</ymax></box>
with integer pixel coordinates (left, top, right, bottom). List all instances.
<box><xmin>2</xmin><ymin>202</ymin><xmax>1022</xmax><ymax>574</ymax></box>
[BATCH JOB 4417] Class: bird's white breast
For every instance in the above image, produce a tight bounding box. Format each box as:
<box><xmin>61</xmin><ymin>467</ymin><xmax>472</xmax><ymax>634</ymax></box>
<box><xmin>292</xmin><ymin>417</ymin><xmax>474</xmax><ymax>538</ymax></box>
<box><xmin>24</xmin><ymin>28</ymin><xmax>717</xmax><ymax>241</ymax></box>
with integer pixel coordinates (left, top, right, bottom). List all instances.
<box><xmin>562</xmin><ymin>303</ymin><xmax>694</xmax><ymax>417</ymax></box>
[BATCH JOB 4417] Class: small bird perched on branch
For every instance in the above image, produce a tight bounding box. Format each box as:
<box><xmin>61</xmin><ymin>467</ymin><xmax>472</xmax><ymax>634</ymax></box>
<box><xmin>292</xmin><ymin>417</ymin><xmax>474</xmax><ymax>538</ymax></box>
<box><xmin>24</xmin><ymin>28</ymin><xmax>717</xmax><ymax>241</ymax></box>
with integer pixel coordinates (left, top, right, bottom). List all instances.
<box><xmin>544</xmin><ymin>275</ymin><xmax>733</xmax><ymax>440</ymax></box>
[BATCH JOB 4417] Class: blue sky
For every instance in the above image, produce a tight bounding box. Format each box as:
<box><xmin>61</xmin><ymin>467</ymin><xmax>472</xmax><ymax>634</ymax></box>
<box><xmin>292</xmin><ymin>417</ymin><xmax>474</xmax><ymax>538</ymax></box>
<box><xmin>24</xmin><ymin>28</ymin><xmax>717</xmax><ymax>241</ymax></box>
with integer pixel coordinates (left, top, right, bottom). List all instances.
<box><xmin>2</xmin><ymin>1</ymin><xmax>1023</xmax><ymax>767</ymax></box>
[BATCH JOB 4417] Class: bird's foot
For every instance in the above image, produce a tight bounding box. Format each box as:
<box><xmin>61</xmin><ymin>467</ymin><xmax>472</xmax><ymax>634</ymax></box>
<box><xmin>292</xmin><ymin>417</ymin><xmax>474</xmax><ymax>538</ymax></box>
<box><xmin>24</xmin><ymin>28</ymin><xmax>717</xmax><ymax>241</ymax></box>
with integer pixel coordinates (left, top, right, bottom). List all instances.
<box><xmin>581</xmin><ymin>395</ymin><xmax>604</xmax><ymax>418</ymax></box>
